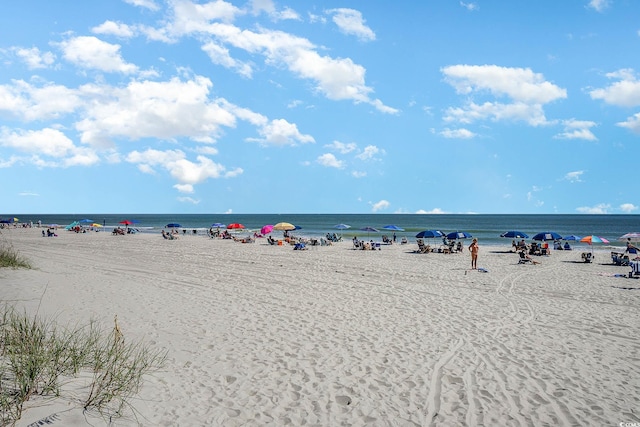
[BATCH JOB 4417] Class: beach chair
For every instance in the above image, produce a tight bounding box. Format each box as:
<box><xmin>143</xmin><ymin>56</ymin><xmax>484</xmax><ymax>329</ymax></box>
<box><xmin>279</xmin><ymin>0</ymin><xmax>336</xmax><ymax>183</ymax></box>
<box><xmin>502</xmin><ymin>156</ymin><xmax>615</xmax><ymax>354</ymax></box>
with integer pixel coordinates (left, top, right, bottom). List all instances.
<box><xmin>581</xmin><ymin>252</ymin><xmax>594</xmax><ymax>263</ymax></box>
<box><xmin>629</xmin><ymin>260</ymin><xmax>640</xmax><ymax>278</ymax></box>
<box><xmin>415</xmin><ymin>240</ymin><xmax>429</xmax><ymax>253</ymax></box>
<box><xmin>611</xmin><ymin>252</ymin><xmax>630</xmax><ymax>266</ymax></box>
<box><xmin>518</xmin><ymin>251</ymin><xmax>532</xmax><ymax>264</ymax></box>
<box><xmin>401</xmin><ymin>237</ymin><xmax>408</xmax><ymax>245</ymax></box>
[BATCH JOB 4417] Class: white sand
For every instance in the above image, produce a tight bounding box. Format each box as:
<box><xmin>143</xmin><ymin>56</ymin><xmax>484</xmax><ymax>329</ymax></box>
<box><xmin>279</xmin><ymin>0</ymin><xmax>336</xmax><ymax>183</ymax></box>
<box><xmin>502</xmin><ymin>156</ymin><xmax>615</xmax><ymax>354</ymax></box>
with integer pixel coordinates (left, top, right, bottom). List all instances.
<box><xmin>1</xmin><ymin>228</ymin><xmax>639</xmax><ymax>426</ymax></box>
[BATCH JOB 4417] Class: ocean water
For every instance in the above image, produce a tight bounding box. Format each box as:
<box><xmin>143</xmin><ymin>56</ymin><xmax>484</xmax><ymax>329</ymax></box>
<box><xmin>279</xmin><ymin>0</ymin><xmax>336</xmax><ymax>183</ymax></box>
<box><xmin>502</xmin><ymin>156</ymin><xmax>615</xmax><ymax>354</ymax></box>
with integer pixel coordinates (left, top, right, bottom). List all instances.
<box><xmin>6</xmin><ymin>213</ymin><xmax>638</xmax><ymax>247</ymax></box>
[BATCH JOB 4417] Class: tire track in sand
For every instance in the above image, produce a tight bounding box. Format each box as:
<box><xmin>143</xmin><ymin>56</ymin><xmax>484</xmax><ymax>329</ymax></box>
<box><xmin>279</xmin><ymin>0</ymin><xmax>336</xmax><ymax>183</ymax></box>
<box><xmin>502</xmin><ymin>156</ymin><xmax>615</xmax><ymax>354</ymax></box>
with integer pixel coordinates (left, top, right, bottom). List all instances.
<box><xmin>424</xmin><ymin>337</ymin><xmax>464</xmax><ymax>426</ymax></box>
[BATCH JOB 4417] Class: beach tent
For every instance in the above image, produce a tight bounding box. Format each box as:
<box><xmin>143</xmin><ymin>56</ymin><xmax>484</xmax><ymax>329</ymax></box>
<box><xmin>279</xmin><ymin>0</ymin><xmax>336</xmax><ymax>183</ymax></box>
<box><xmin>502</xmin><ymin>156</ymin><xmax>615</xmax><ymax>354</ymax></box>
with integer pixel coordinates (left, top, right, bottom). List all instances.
<box><xmin>65</xmin><ymin>221</ymin><xmax>80</xmax><ymax>230</ymax></box>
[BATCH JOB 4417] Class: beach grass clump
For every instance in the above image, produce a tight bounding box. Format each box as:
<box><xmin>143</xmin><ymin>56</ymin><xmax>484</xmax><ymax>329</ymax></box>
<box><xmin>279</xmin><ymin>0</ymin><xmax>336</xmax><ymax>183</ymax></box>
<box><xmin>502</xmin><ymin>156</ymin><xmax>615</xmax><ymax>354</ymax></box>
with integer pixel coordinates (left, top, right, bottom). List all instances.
<box><xmin>0</xmin><ymin>306</ymin><xmax>166</xmax><ymax>424</ymax></box>
<box><xmin>0</xmin><ymin>241</ymin><xmax>31</xmax><ymax>269</ymax></box>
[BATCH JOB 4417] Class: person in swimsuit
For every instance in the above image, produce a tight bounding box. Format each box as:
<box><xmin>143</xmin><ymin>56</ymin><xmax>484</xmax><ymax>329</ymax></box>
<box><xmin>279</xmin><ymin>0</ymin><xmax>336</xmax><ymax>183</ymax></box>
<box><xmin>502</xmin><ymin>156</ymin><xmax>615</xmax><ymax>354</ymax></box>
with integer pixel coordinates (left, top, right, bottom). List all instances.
<box><xmin>468</xmin><ymin>238</ymin><xmax>479</xmax><ymax>270</ymax></box>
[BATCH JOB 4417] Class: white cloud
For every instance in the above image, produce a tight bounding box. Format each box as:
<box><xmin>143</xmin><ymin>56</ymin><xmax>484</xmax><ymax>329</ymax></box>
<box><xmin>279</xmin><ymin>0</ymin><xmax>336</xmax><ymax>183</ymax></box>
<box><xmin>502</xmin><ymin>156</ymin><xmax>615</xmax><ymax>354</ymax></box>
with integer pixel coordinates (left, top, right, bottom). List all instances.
<box><xmin>1</xmin><ymin>127</ymin><xmax>76</xmax><ymax>157</ymax></box>
<box><xmin>0</xmin><ymin>126</ymin><xmax>100</xmax><ymax>168</ymax></box>
<box><xmin>440</xmin><ymin>128</ymin><xmax>476</xmax><ymax>139</ymax></box>
<box><xmin>58</xmin><ymin>36</ymin><xmax>139</xmax><ymax>74</ymax></box>
<box><xmin>174</xmin><ymin>183</ymin><xmax>194</xmax><ymax>193</ymax></box>
<box><xmin>620</xmin><ymin>203</ymin><xmax>638</xmax><ymax>213</ymax></box>
<box><xmin>356</xmin><ymin>145</ymin><xmax>384</xmax><ymax>160</ymax></box>
<box><xmin>252</xmin><ymin>118</ymin><xmax>315</xmax><ymax>146</ymax></box>
<box><xmin>0</xmin><ymin>80</ymin><xmax>82</xmax><ymax>121</ymax></box>
<box><xmin>351</xmin><ymin>171</ymin><xmax>366</xmax><ymax>178</ymax></box>
<box><xmin>13</xmin><ymin>47</ymin><xmax>55</xmax><ymax>69</ymax></box>
<box><xmin>177</xmin><ymin>196</ymin><xmax>201</xmax><ymax>204</ymax></box>
<box><xmin>326</xmin><ymin>8</ymin><xmax>376</xmax><ymax>42</ymax></box>
<box><xmin>564</xmin><ymin>171</ymin><xmax>584</xmax><ymax>182</ymax></box>
<box><xmin>371</xmin><ymin>199</ymin><xmax>390</xmax><ymax>212</ymax></box>
<box><xmin>202</xmin><ymin>41</ymin><xmax>253</xmax><ymax>77</ymax></box>
<box><xmin>416</xmin><ymin>208</ymin><xmax>447</xmax><ymax>214</ymax></box>
<box><xmin>442</xmin><ymin>65</ymin><xmax>566</xmax><ymax>126</ymax></box>
<box><xmin>554</xmin><ymin>119</ymin><xmax>597</xmax><ymax>140</ymax></box>
<box><xmin>92</xmin><ymin>21</ymin><xmax>136</xmax><ymax>38</ymax></box>
<box><xmin>460</xmin><ymin>2</ymin><xmax>479</xmax><ymax>11</ymax></box>
<box><xmin>164</xmin><ymin>4</ymin><xmax>395</xmax><ymax>113</ymax></box>
<box><xmin>325</xmin><ymin>140</ymin><xmax>357</xmax><ymax>154</ymax></box>
<box><xmin>63</xmin><ymin>148</ymin><xmax>100</xmax><ymax>167</ymax></box>
<box><xmin>576</xmin><ymin>203</ymin><xmax>611</xmax><ymax>214</ymax></box>
<box><xmin>250</xmin><ymin>0</ymin><xmax>300</xmax><ymax>21</ymax></box>
<box><xmin>170</xmin><ymin>1</ymin><xmax>245</xmax><ymax>34</ymax></box>
<box><xmin>123</xmin><ymin>0</ymin><xmax>160</xmax><ymax>11</ymax></box>
<box><xmin>617</xmin><ymin>112</ymin><xmax>640</xmax><ymax>133</ymax></box>
<box><xmin>590</xmin><ymin>69</ymin><xmax>640</xmax><ymax>107</ymax></box>
<box><xmin>587</xmin><ymin>0</ymin><xmax>610</xmax><ymax>12</ymax></box>
<box><xmin>126</xmin><ymin>148</ymin><xmax>236</xmax><ymax>188</ymax></box>
<box><xmin>317</xmin><ymin>153</ymin><xmax>344</xmax><ymax>168</ymax></box>
<box><xmin>443</xmin><ymin>65</ymin><xmax>566</xmax><ymax>104</ymax></box>
<box><xmin>75</xmin><ymin>76</ymin><xmax>236</xmax><ymax>147</ymax></box>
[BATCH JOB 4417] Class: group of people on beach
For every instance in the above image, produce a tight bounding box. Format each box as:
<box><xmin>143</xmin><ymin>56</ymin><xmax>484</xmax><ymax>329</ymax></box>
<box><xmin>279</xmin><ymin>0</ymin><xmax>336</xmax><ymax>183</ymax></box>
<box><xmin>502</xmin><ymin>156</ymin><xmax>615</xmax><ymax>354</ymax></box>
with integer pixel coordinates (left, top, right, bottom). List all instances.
<box><xmin>161</xmin><ymin>229</ymin><xmax>180</xmax><ymax>240</ymax></box>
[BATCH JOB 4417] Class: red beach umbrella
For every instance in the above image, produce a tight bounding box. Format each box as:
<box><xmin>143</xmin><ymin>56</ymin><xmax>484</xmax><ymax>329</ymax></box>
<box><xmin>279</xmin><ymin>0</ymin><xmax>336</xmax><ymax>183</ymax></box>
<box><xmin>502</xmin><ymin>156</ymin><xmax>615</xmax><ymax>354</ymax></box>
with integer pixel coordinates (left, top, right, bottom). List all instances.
<box><xmin>119</xmin><ymin>220</ymin><xmax>134</xmax><ymax>226</ymax></box>
<box><xmin>227</xmin><ymin>223</ymin><xmax>245</xmax><ymax>230</ymax></box>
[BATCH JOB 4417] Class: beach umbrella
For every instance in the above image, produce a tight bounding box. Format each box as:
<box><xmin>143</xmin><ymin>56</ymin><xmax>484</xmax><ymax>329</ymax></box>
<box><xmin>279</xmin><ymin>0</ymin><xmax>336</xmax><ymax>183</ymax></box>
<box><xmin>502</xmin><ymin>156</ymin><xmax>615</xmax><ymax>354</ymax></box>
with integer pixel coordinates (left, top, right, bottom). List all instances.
<box><xmin>211</xmin><ymin>222</ymin><xmax>226</xmax><ymax>228</ymax></box>
<box><xmin>79</xmin><ymin>218</ymin><xmax>94</xmax><ymax>223</ymax></box>
<box><xmin>261</xmin><ymin>225</ymin><xmax>274</xmax><ymax>235</ymax></box>
<box><xmin>91</xmin><ymin>223</ymin><xmax>102</xmax><ymax>228</ymax></box>
<box><xmin>227</xmin><ymin>223</ymin><xmax>245</xmax><ymax>230</ymax></box>
<box><xmin>415</xmin><ymin>230</ymin><xmax>444</xmax><ymax>239</ymax></box>
<box><xmin>563</xmin><ymin>235</ymin><xmax>582</xmax><ymax>241</ymax></box>
<box><xmin>360</xmin><ymin>226</ymin><xmax>379</xmax><ymax>238</ymax></box>
<box><xmin>580</xmin><ymin>235</ymin><xmax>610</xmax><ymax>254</ymax></box>
<box><xmin>500</xmin><ymin>231</ymin><xmax>529</xmax><ymax>239</ymax></box>
<box><xmin>532</xmin><ymin>232</ymin><xmax>563</xmax><ymax>241</ymax></box>
<box><xmin>334</xmin><ymin>224</ymin><xmax>351</xmax><ymax>230</ymax></box>
<box><xmin>446</xmin><ymin>231</ymin><xmax>472</xmax><ymax>240</ymax></box>
<box><xmin>119</xmin><ymin>220</ymin><xmax>134</xmax><ymax>226</ymax></box>
<box><xmin>273</xmin><ymin>222</ymin><xmax>295</xmax><ymax>231</ymax></box>
<box><xmin>580</xmin><ymin>235</ymin><xmax>609</xmax><ymax>245</ymax></box>
<box><xmin>382</xmin><ymin>225</ymin><xmax>405</xmax><ymax>232</ymax></box>
<box><xmin>166</xmin><ymin>223</ymin><xmax>181</xmax><ymax>228</ymax></box>
<box><xmin>619</xmin><ymin>232</ymin><xmax>640</xmax><ymax>242</ymax></box>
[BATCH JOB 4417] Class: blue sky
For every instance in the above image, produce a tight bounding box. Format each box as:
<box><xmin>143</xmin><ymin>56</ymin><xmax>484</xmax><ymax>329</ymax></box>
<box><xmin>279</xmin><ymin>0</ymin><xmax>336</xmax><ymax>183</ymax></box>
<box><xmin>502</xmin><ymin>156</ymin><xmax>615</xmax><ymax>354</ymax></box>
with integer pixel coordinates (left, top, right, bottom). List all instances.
<box><xmin>1</xmin><ymin>0</ymin><xmax>639</xmax><ymax>214</ymax></box>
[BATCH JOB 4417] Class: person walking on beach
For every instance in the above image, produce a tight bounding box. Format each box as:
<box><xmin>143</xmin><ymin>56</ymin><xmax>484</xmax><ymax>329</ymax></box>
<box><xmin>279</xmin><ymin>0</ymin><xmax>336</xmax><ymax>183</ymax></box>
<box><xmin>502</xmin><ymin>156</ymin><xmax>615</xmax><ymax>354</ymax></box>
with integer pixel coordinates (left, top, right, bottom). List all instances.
<box><xmin>468</xmin><ymin>238</ymin><xmax>479</xmax><ymax>270</ymax></box>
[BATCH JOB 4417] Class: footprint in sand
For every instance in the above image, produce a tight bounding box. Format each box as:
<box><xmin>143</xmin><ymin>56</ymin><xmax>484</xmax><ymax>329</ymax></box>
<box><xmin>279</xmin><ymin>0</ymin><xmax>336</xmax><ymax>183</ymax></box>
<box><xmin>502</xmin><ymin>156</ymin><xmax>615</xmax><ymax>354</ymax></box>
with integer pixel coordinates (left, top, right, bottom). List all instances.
<box><xmin>336</xmin><ymin>395</ymin><xmax>352</xmax><ymax>406</ymax></box>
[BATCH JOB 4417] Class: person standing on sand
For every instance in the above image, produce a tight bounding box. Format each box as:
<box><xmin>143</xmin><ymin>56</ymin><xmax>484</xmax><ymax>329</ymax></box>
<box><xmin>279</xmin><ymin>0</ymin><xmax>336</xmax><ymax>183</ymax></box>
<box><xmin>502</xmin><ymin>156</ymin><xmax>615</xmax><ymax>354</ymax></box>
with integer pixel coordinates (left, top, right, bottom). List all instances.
<box><xmin>468</xmin><ymin>238</ymin><xmax>479</xmax><ymax>270</ymax></box>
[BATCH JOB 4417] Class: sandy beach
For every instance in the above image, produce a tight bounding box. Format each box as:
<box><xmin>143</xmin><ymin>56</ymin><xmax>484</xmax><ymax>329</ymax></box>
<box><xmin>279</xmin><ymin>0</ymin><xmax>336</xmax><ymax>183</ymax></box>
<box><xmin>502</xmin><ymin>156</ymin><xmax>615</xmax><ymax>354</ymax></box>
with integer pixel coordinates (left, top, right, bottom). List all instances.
<box><xmin>1</xmin><ymin>228</ymin><xmax>639</xmax><ymax>426</ymax></box>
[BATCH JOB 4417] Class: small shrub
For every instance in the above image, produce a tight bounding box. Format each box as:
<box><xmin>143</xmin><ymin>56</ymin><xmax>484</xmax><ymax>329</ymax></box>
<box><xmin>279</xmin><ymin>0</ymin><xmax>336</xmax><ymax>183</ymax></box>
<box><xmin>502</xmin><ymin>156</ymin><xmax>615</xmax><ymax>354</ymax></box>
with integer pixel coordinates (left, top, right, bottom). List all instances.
<box><xmin>0</xmin><ymin>307</ymin><xmax>166</xmax><ymax>425</ymax></box>
<box><xmin>0</xmin><ymin>241</ymin><xmax>31</xmax><ymax>269</ymax></box>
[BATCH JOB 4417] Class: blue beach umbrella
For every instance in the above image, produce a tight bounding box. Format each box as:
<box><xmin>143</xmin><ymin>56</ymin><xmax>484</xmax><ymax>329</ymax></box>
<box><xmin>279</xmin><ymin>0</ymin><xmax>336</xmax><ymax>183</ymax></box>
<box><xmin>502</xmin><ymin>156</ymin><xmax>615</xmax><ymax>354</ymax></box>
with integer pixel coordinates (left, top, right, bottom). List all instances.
<box><xmin>382</xmin><ymin>225</ymin><xmax>405</xmax><ymax>232</ymax></box>
<box><xmin>500</xmin><ymin>231</ymin><xmax>529</xmax><ymax>239</ymax></box>
<box><xmin>166</xmin><ymin>223</ymin><xmax>181</xmax><ymax>228</ymax></box>
<box><xmin>415</xmin><ymin>230</ymin><xmax>444</xmax><ymax>239</ymax></box>
<box><xmin>563</xmin><ymin>235</ymin><xmax>582</xmax><ymax>241</ymax></box>
<box><xmin>446</xmin><ymin>231</ymin><xmax>472</xmax><ymax>240</ymax></box>
<box><xmin>334</xmin><ymin>224</ymin><xmax>351</xmax><ymax>230</ymax></box>
<box><xmin>79</xmin><ymin>218</ymin><xmax>94</xmax><ymax>223</ymax></box>
<box><xmin>532</xmin><ymin>232</ymin><xmax>563</xmax><ymax>241</ymax></box>
<box><xmin>360</xmin><ymin>226</ymin><xmax>379</xmax><ymax>238</ymax></box>
<box><xmin>211</xmin><ymin>222</ymin><xmax>226</xmax><ymax>228</ymax></box>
